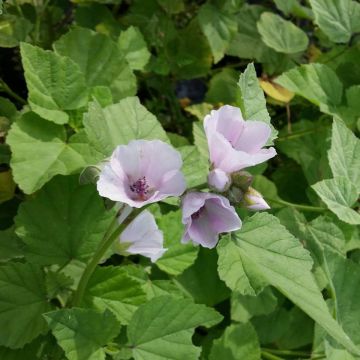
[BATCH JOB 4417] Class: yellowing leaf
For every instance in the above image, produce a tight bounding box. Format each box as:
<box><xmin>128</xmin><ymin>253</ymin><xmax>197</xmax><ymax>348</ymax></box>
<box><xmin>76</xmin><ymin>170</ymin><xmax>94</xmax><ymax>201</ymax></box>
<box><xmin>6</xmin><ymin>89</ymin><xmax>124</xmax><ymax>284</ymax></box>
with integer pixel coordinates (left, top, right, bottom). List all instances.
<box><xmin>0</xmin><ymin>171</ymin><xmax>16</xmax><ymax>203</ymax></box>
<box><xmin>259</xmin><ymin>79</ymin><xmax>295</xmax><ymax>103</ymax></box>
<box><xmin>308</xmin><ymin>44</ymin><xmax>322</xmax><ymax>62</ymax></box>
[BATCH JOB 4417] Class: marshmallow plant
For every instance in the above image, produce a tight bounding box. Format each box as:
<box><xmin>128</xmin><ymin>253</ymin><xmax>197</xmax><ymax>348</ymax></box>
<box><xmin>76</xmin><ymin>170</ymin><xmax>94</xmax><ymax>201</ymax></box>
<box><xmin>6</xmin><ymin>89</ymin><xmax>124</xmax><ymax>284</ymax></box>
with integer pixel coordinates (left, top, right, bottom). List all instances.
<box><xmin>6</xmin><ymin>29</ymin><xmax>360</xmax><ymax>358</ymax></box>
<box><xmin>92</xmin><ymin>104</ymin><xmax>275</xmax><ymax>265</ymax></box>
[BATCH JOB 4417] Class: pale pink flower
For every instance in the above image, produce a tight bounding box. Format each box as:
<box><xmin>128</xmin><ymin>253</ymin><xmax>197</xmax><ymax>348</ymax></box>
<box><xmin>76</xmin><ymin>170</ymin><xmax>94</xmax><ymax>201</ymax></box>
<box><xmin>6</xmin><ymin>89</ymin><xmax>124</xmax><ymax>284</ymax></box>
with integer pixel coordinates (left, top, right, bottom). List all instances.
<box><xmin>204</xmin><ymin>105</ymin><xmax>276</xmax><ymax>176</ymax></box>
<box><xmin>243</xmin><ymin>188</ymin><xmax>270</xmax><ymax>211</ymax></box>
<box><xmin>97</xmin><ymin>140</ymin><xmax>186</xmax><ymax>208</ymax></box>
<box><xmin>118</xmin><ymin>210</ymin><xmax>166</xmax><ymax>262</ymax></box>
<box><xmin>181</xmin><ymin>192</ymin><xmax>241</xmax><ymax>249</ymax></box>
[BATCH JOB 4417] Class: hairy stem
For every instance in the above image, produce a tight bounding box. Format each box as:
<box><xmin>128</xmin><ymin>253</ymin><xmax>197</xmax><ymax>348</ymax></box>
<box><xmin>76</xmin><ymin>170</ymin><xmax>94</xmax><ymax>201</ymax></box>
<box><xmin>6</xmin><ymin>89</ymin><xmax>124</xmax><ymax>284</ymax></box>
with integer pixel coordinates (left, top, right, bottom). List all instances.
<box><xmin>0</xmin><ymin>79</ymin><xmax>26</xmax><ymax>105</ymax></box>
<box><xmin>72</xmin><ymin>206</ymin><xmax>134</xmax><ymax>306</ymax></box>
<box><xmin>262</xmin><ymin>348</ymin><xmax>325</xmax><ymax>358</ymax></box>
<box><xmin>261</xmin><ymin>351</ymin><xmax>284</xmax><ymax>360</ymax></box>
<box><xmin>267</xmin><ymin>197</ymin><xmax>327</xmax><ymax>213</ymax></box>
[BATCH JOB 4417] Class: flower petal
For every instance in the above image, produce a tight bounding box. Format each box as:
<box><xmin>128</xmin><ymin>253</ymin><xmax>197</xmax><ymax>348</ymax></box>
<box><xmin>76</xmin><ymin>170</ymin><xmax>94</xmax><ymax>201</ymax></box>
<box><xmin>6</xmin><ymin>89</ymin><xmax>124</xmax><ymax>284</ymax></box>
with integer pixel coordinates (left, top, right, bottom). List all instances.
<box><xmin>205</xmin><ymin>196</ymin><xmax>242</xmax><ymax>233</ymax></box>
<box><xmin>181</xmin><ymin>192</ymin><xmax>207</xmax><ymax>221</ymax></box>
<box><xmin>97</xmin><ymin>162</ymin><xmax>128</xmax><ymax>202</ymax></box>
<box><xmin>181</xmin><ymin>192</ymin><xmax>242</xmax><ymax>249</ymax></box>
<box><xmin>120</xmin><ymin>210</ymin><xmax>167</xmax><ymax>262</ymax></box>
<box><xmin>158</xmin><ymin>170</ymin><xmax>187</xmax><ymax>198</ymax></box>
<box><xmin>188</xmin><ymin>214</ymin><xmax>219</xmax><ymax>249</ymax></box>
<box><xmin>233</xmin><ymin>121</ymin><xmax>272</xmax><ymax>153</ymax></box>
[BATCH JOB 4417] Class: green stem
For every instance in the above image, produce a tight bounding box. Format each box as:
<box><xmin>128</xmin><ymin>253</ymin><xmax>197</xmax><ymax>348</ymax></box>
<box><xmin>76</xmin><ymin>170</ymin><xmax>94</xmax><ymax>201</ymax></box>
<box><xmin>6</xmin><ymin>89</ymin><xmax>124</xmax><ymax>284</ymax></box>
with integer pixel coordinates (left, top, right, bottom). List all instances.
<box><xmin>0</xmin><ymin>79</ymin><xmax>26</xmax><ymax>105</ymax></box>
<box><xmin>34</xmin><ymin>0</ymin><xmax>50</xmax><ymax>44</ymax></box>
<box><xmin>262</xmin><ymin>348</ymin><xmax>325</xmax><ymax>358</ymax></box>
<box><xmin>261</xmin><ymin>351</ymin><xmax>284</xmax><ymax>360</ymax></box>
<box><xmin>267</xmin><ymin>197</ymin><xmax>327</xmax><ymax>213</ymax></box>
<box><xmin>72</xmin><ymin>207</ymin><xmax>134</xmax><ymax>307</ymax></box>
<box><xmin>276</xmin><ymin>126</ymin><xmax>328</xmax><ymax>142</ymax></box>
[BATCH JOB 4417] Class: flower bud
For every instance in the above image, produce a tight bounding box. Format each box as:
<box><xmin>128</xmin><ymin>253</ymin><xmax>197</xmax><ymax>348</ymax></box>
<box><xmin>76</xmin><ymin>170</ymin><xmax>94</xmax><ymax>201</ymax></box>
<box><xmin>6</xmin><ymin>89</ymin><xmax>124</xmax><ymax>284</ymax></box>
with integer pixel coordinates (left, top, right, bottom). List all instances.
<box><xmin>208</xmin><ymin>169</ymin><xmax>231</xmax><ymax>192</ymax></box>
<box><xmin>227</xmin><ymin>186</ymin><xmax>244</xmax><ymax>203</ymax></box>
<box><xmin>231</xmin><ymin>171</ymin><xmax>253</xmax><ymax>192</ymax></box>
<box><xmin>242</xmin><ymin>187</ymin><xmax>270</xmax><ymax>211</ymax></box>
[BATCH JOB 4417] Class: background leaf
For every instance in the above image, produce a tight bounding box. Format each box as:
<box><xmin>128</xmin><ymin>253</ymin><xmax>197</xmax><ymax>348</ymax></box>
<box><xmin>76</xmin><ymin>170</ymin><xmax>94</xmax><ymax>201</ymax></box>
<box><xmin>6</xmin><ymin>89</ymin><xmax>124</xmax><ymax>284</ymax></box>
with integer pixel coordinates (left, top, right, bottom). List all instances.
<box><xmin>45</xmin><ymin>308</ymin><xmax>120</xmax><ymax>360</ymax></box>
<box><xmin>218</xmin><ymin>212</ymin><xmax>360</xmax><ymax>354</ymax></box>
<box><xmin>310</xmin><ymin>0</ymin><xmax>360</xmax><ymax>43</ymax></box>
<box><xmin>7</xmin><ymin>112</ymin><xmax>97</xmax><ymax>194</ymax></box>
<box><xmin>198</xmin><ymin>3</ymin><xmax>237</xmax><ymax>63</ymax></box>
<box><xmin>312</xmin><ymin>177</ymin><xmax>360</xmax><ymax>225</ymax></box>
<box><xmin>209</xmin><ymin>323</ymin><xmax>261</xmax><ymax>360</ymax></box>
<box><xmin>127</xmin><ymin>296</ymin><xmax>223</xmax><ymax>360</ymax></box>
<box><xmin>84</xmin><ymin>97</ymin><xmax>168</xmax><ymax>157</ymax></box>
<box><xmin>83</xmin><ymin>266</ymin><xmax>147</xmax><ymax>324</ymax></box>
<box><xmin>0</xmin><ymin>263</ymin><xmax>51</xmax><ymax>349</ymax></box>
<box><xmin>156</xmin><ymin>210</ymin><xmax>198</xmax><ymax>276</ymax></box>
<box><xmin>15</xmin><ymin>175</ymin><xmax>115</xmax><ymax>266</ymax></box>
<box><xmin>328</xmin><ymin>118</ymin><xmax>360</xmax><ymax>191</ymax></box>
<box><xmin>54</xmin><ymin>27</ymin><xmax>136</xmax><ymax>101</ymax></box>
<box><xmin>20</xmin><ymin>43</ymin><xmax>88</xmax><ymax>124</ymax></box>
<box><xmin>257</xmin><ymin>12</ymin><xmax>309</xmax><ymax>54</ymax></box>
<box><xmin>238</xmin><ymin>63</ymin><xmax>278</xmax><ymax>143</ymax></box>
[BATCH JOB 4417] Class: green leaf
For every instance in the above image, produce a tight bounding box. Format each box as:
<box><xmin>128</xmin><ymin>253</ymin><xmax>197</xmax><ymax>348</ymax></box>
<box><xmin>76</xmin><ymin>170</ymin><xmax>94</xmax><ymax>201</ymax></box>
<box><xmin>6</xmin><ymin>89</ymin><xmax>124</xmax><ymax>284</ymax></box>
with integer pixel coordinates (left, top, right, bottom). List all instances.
<box><xmin>186</xmin><ymin>103</ymin><xmax>213</xmax><ymax>122</ymax></box>
<box><xmin>178</xmin><ymin>146</ymin><xmax>208</xmax><ymax>188</ymax></box>
<box><xmin>0</xmin><ymin>263</ymin><xmax>51</xmax><ymax>348</ymax></box>
<box><xmin>324</xmin><ymin>248</ymin><xmax>360</xmax><ymax>348</ymax></box>
<box><xmin>276</xmin><ymin>119</ymin><xmax>332</xmax><ymax>184</ymax></box>
<box><xmin>277</xmin><ymin>208</ymin><xmax>346</xmax><ymax>288</ymax></box>
<box><xmin>0</xmin><ymin>226</ymin><xmax>23</xmax><ymax>262</ymax></box>
<box><xmin>167</xmin><ymin>133</ymin><xmax>190</xmax><ymax>148</ymax></box>
<box><xmin>7</xmin><ymin>112</ymin><xmax>97</xmax><ymax>194</ymax></box>
<box><xmin>15</xmin><ymin>175</ymin><xmax>115</xmax><ymax>266</ymax></box>
<box><xmin>217</xmin><ymin>212</ymin><xmax>360</xmax><ymax>355</ymax></box>
<box><xmin>82</xmin><ymin>266</ymin><xmax>147</xmax><ymax>324</ymax></box>
<box><xmin>156</xmin><ymin>210</ymin><xmax>198</xmax><ymax>276</ymax></box>
<box><xmin>20</xmin><ymin>42</ymin><xmax>88</xmax><ymax>124</ymax></box>
<box><xmin>274</xmin><ymin>0</ymin><xmax>314</xmax><ymax>19</ymax></box>
<box><xmin>46</xmin><ymin>270</ymin><xmax>73</xmax><ymax>300</ymax></box>
<box><xmin>143</xmin><ymin>279</ymin><xmax>186</xmax><ymax>300</ymax></box>
<box><xmin>127</xmin><ymin>296</ymin><xmax>223</xmax><ymax>360</ymax></box>
<box><xmin>275</xmin><ymin>63</ymin><xmax>343</xmax><ymax>109</ymax></box>
<box><xmin>328</xmin><ymin>118</ymin><xmax>360</xmax><ymax>192</ymax></box>
<box><xmin>45</xmin><ymin>308</ymin><xmax>120</xmax><ymax>360</ymax></box>
<box><xmin>0</xmin><ymin>339</ymin><xmax>42</xmax><ymax>360</ymax></box>
<box><xmin>118</xmin><ymin>26</ymin><xmax>151</xmax><ymax>71</ymax></box>
<box><xmin>226</xmin><ymin>5</ymin><xmax>270</xmax><ymax>60</ymax></box>
<box><xmin>206</xmin><ymin>68</ymin><xmax>241</xmax><ymax>105</ymax></box>
<box><xmin>231</xmin><ymin>287</ymin><xmax>277</xmax><ymax>322</ymax></box>
<box><xmin>193</xmin><ymin>121</ymin><xmax>210</xmax><ymax>160</ymax></box>
<box><xmin>310</xmin><ymin>0</ymin><xmax>360</xmax><ymax>43</ymax></box>
<box><xmin>173</xmin><ymin>20</ymin><xmax>213</xmax><ymax>79</ymax></box>
<box><xmin>84</xmin><ymin>97</ymin><xmax>168</xmax><ymax>157</ymax></box>
<box><xmin>198</xmin><ymin>4</ymin><xmax>237</xmax><ymax>63</ymax></box>
<box><xmin>217</xmin><ymin>235</ymin><xmax>268</xmax><ymax>296</ymax></box>
<box><xmin>0</xmin><ymin>15</ymin><xmax>32</xmax><ymax>48</ymax></box>
<box><xmin>253</xmin><ymin>306</ymin><xmax>314</xmax><ymax>349</ymax></box>
<box><xmin>176</xmin><ymin>248</ymin><xmax>230</xmax><ymax>306</ymax></box>
<box><xmin>209</xmin><ymin>323</ymin><xmax>261</xmax><ymax>360</ymax></box>
<box><xmin>54</xmin><ymin>27</ymin><xmax>136</xmax><ymax>101</ymax></box>
<box><xmin>312</xmin><ymin>177</ymin><xmax>360</xmax><ymax>225</ymax></box>
<box><xmin>157</xmin><ymin>0</ymin><xmax>184</xmax><ymax>14</ymax></box>
<box><xmin>238</xmin><ymin>63</ymin><xmax>278</xmax><ymax>143</ymax></box>
<box><xmin>257</xmin><ymin>12</ymin><xmax>309</xmax><ymax>54</ymax></box>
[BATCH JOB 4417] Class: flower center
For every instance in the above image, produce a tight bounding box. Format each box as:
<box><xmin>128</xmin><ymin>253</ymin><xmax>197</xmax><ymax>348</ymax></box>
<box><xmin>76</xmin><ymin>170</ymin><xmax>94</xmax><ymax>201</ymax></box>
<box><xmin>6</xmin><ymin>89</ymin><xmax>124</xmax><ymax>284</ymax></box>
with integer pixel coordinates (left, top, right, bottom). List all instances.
<box><xmin>129</xmin><ymin>176</ymin><xmax>151</xmax><ymax>200</ymax></box>
<box><xmin>191</xmin><ymin>205</ymin><xmax>205</xmax><ymax>220</ymax></box>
